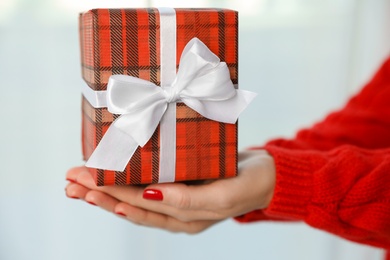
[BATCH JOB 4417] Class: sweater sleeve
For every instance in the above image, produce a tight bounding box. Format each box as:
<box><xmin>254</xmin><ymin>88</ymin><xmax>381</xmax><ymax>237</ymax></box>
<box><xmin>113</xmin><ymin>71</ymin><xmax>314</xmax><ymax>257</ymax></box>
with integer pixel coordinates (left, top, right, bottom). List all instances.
<box><xmin>264</xmin><ymin>145</ymin><xmax>390</xmax><ymax>249</ymax></box>
<box><xmin>235</xmin><ymin>57</ymin><xmax>390</xmax><ymax>249</ymax></box>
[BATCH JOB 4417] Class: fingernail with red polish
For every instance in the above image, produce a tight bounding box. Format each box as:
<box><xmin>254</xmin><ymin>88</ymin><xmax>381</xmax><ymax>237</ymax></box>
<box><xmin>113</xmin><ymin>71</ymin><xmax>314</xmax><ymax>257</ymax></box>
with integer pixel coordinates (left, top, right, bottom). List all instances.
<box><xmin>87</xmin><ymin>201</ymin><xmax>96</xmax><ymax>206</ymax></box>
<box><xmin>66</xmin><ymin>178</ymin><xmax>77</xmax><ymax>183</ymax></box>
<box><xmin>143</xmin><ymin>189</ymin><xmax>163</xmax><ymax>201</ymax></box>
<box><xmin>68</xmin><ymin>196</ymin><xmax>79</xmax><ymax>199</ymax></box>
<box><xmin>116</xmin><ymin>212</ymin><xmax>126</xmax><ymax>217</ymax></box>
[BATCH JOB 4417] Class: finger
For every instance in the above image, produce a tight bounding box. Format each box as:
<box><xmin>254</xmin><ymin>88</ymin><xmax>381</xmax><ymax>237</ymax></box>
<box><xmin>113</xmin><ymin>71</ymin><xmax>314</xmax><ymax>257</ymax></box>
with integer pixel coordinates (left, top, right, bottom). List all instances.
<box><xmin>66</xmin><ymin>166</ymin><xmax>86</xmax><ymax>183</ymax></box>
<box><xmin>74</xmin><ymin>169</ymin><xmax>145</xmax><ymax>203</ymax></box>
<box><xmin>73</xmin><ymin>168</ymin><xmax>147</xmax><ymax>205</ymax></box>
<box><xmin>238</xmin><ymin>150</ymin><xmax>253</xmax><ymax>161</ymax></box>
<box><xmin>65</xmin><ymin>182</ymin><xmax>90</xmax><ymax>199</ymax></box>
<box><xmin>73</xmin><ymin>176</ymin><xmax>222</xmax><ymax>222</ymax></box>
<box><xmin>72</xmin><ymin>167</ymin><xmax>223</xmax><ymax>211</ymax></box>
<box><xmin>72</xmin><ymin>168</ymin><xmax>99</xmax><ymax>189</ymax></box>
<box><xmin>73</xmin><ymin>167</ymin><xmax>130</xmax><ymax>196</ymax></box>
<box><xmin>72</xmin><ymin>166</ymin><xmax>228</xmax><ymax>212</ymax></box>
<box><xmin>104</xmin><ymin>181</ymin><xmax>234</xmax><ymax>222</ymax></box>
<box><xmin>145</xmin><ymin>179</ymin><xmax>234</xmax><ymax>211</ymax></box>
<box><xmin>114</xmin><ymin>202</ymin><xmax>218</xmax><ymax>234</ymax></box>
<box><xmin>72</xmin><ymin>169</ymin><xmax>166</xmax><ymax>216</ymax></box>
<box><xmin>72</xmin><ymin>168</ymin><xmax>232</xmax><ymax>221</ymax></box>
<box><xmin>101</xmin><ymin>178</ymin><xmax>233</xmax><ymax>218</ymax></box>
<box><xmin>84</xmin><ymin>190</ymin><xmax>120</xmax><ymax>213</ymax></box>
<box><xmin>238</xmin><ymin>149</ymin><xmax>267</xmax><ymax>163</ymax></box>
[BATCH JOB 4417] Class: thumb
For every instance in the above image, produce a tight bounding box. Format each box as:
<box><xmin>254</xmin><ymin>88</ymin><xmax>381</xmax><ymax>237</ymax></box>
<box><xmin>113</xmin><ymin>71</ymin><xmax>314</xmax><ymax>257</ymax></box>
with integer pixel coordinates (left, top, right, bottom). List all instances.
<box><xmin>143</xmin><ymin>181</ymin><xmax>225</xmax><ymax>211</ymax></box>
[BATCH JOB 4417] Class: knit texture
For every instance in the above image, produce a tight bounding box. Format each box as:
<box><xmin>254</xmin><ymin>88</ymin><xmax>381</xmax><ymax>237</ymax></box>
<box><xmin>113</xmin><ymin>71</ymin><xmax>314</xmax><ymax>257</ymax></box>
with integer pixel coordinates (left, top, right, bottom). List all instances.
<box><xmin>236</xmin><ymin>56</ymin><xmax>390</xmax><ymax>256</ymax></box>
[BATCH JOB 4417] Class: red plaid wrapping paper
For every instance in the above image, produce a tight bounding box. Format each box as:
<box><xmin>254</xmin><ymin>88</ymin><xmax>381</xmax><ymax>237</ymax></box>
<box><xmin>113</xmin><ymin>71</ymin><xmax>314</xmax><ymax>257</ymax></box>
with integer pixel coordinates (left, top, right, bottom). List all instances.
<box><xmin>80</xmin><ymin>8</ymin><xmax>238</xmax><ymax>185</ymax></box>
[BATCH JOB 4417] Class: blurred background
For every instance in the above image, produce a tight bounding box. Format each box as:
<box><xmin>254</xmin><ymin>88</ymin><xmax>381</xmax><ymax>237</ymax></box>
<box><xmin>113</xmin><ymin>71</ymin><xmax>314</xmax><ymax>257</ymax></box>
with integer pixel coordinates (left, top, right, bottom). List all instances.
<box><xmin>0</xmin><ymin>0</ymin><xmax>389</xmax><ymax>259</ymax></box>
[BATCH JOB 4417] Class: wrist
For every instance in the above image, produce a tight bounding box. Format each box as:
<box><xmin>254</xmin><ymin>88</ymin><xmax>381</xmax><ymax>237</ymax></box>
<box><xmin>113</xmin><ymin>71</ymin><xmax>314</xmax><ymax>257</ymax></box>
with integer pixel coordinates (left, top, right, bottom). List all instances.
<box><xmin>237</xmin><ymin>149</ymin><xmax>276</xmax><ymax>212</ymax></box>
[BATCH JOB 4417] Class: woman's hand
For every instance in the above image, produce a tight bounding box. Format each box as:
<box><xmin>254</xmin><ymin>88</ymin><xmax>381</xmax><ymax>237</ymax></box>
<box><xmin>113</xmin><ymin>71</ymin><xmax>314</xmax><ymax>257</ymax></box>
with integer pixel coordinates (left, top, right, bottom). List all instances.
<box><xmin>65</xmin><ymin>150</ymin><xmax>276</xmax><ymax>233</ymax></box>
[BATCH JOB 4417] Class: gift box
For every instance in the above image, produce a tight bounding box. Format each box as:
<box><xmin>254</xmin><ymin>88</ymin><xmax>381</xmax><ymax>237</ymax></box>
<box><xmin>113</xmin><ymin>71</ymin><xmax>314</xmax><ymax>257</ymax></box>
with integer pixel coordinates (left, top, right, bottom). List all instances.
<box><xmin>79</xmin><ymin>8</ymin><xmax>252</xmax><ymax>186</ymax></box>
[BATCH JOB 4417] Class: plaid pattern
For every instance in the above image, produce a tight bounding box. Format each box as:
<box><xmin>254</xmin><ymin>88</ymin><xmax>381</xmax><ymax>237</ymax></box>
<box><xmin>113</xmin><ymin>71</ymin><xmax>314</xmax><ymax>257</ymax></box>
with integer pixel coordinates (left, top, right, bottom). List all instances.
<box><xmin>80</xmin><ymin>8</ymin><xmax>238</xmax><ymax>185</ymax></box>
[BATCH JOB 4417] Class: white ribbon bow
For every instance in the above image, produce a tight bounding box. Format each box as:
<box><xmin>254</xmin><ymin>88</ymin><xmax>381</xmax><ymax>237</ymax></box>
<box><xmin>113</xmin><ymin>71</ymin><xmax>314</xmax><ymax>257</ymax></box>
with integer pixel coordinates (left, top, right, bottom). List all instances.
<box><xmin>86</xmin><ymin>38</ymin><xmax>256</xmax><ymax>172</ymax></box>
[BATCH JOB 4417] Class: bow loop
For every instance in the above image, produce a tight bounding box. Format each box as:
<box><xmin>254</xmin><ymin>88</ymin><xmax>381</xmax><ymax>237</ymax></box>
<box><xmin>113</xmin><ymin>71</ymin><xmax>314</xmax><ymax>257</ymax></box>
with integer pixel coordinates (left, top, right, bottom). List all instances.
<box><xmin>107</xmin><ymin>75</ymin><xmax>161</xmax><ymax>114</ymax></box>
<box><xmin>174</xmin><ymin>38</ymin><xmax>236</xmax><ymax>101</ymax></box>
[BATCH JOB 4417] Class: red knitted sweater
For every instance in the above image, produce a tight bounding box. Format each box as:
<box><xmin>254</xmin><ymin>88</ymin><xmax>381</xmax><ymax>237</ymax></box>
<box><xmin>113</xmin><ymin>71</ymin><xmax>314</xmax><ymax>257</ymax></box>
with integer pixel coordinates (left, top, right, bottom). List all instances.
<box><xmin>236</xmin><ymin>57</ymin><xmax>390</xmax><ymax>258</ymax></box>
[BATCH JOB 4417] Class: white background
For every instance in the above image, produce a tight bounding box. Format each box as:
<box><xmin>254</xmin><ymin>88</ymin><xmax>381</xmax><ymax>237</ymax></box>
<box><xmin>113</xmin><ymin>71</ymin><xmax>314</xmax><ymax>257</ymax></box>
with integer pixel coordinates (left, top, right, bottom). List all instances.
<box><xmin>0</xmin><ymin>0</ymin><xmax>389</xmax><ymax>259</ymax></box>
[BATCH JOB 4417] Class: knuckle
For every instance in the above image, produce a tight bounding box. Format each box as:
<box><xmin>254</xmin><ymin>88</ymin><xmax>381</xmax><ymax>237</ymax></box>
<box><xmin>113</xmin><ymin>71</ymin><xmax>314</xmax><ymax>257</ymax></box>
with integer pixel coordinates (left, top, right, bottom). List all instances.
<box><xmin>131</xmin><ymin>211</ymin><xmax>148</xmax><ymax>226</ymax></box>
<box><xmin>175</xmin><ymin>214</ymin><xmax>192</xmax><ymax>223</ymax></box>
<box><xmin>217</xmin><ymin>196</ymin><xmax>235</xmax><ymax>212</ymax></box>
<box><xmin>126</xmin><ymin>213</ymin><xmax>143</xmax><ymax>226</ymax></box>
<box><xmin>131</xmin><ymin>219</ymin><xmax>143</xmax><ymax>226</ymax></box>
<box><xmin>173</xmin><ymin>192</ymin><xmax>192</xmax><ymax>210</ymax></box>
<box><xmin>207</xmin><ymin>211</ymin><xmax>226</xmax><ymax>220</ymax></box>
<box><xmin>185</xmin><ymin>223</ymin><xmax>207</xmax><ymax>234</ymax></box>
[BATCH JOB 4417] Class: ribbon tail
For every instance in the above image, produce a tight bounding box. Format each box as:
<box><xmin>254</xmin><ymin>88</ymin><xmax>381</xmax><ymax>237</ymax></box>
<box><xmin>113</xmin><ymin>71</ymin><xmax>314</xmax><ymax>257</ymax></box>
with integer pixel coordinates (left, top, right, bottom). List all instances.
<box><xmin>85</xmin><ymin>125</ymin><xmax>139</xmax><ymax>172</ymax></box>
<box><xmin>183</xmin><ymin>89</ymin><xmax>257</xmax><ymax>124</ymax></box>
<box><xmin>236</xmin><ymin>89</ymin><xmax>258</xmax><ymax>111</ymax></box>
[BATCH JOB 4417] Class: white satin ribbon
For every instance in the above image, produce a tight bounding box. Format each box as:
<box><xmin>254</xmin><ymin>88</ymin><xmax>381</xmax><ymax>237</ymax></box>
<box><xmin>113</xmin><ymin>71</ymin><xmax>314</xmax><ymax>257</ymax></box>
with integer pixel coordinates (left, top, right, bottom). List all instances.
<box><xmin>158</xmin><ymin>7</ymin><xmax>177</xmax><ymax>183</ymax></box>
<box><xmin>82</xmin><ymin>82</ymin><xmax>240</xmax><ymax>109</ymax></box>
<box><xmin>82</xmin><ymin>84</ymin><xmax>107</xmax><ymax>108</ymax></box>
<box><xmin>85</xmin><ymin>37</ymin><xmax>257</xmax><ymax>173</ymax></box>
